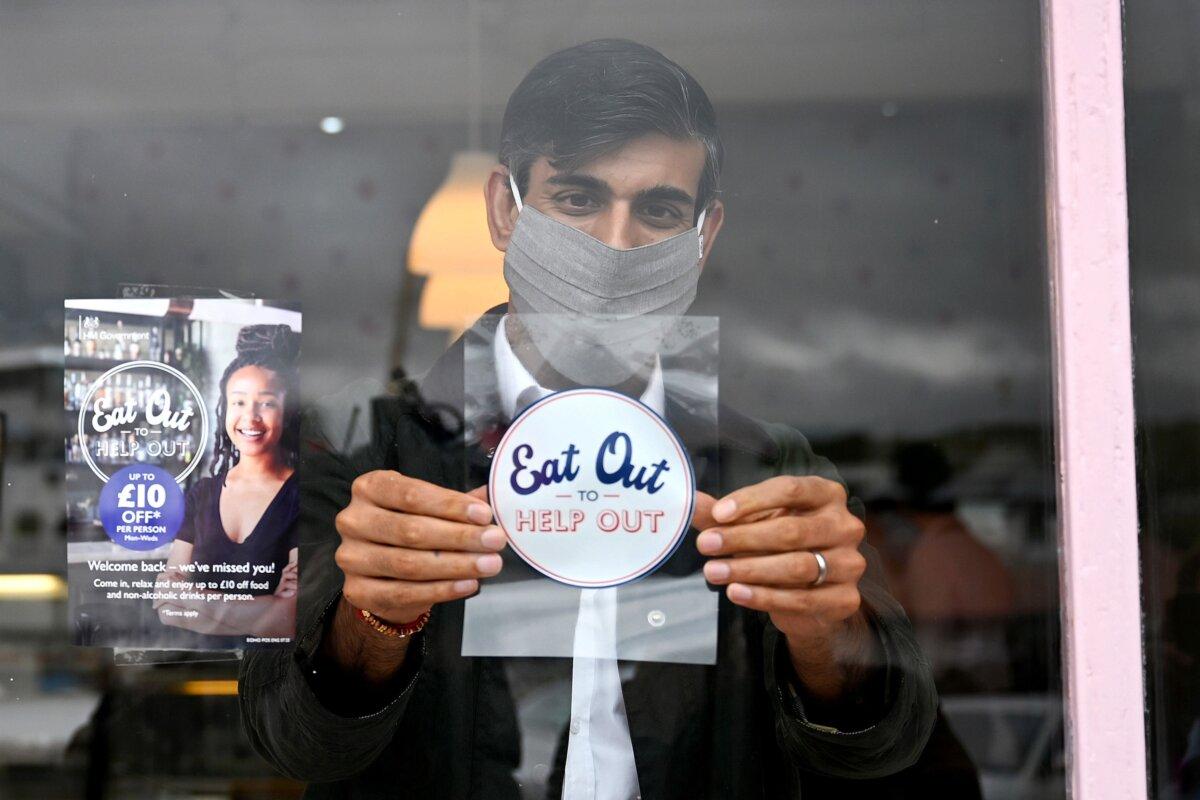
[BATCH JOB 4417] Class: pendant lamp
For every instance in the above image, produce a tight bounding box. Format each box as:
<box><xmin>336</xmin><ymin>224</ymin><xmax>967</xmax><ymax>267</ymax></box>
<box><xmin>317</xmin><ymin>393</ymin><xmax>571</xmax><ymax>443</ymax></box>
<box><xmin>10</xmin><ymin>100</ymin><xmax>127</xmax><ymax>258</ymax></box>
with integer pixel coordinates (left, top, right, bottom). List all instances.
<box><xmin>406</xmin><ymin>0</ymin><xmax>507</xmax><ymax>336</ymax></box>
<box><xmin>408</xmin><ymin>151</ymin><xmax>507</xmax><ymax>333</ymax></box>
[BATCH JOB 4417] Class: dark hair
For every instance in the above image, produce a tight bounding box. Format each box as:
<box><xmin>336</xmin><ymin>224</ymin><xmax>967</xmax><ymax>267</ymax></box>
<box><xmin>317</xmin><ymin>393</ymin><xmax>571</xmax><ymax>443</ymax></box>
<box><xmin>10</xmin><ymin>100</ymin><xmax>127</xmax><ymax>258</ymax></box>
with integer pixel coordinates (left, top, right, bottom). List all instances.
<box><xmin>499</xmin><ymin>38</ymin><xmax>724</xmax><ymax>222</ymax></box>
<box><xmin>210</xmin><ymin>324</ymin><xmax>300</xmax><ymax>476</ymax></box>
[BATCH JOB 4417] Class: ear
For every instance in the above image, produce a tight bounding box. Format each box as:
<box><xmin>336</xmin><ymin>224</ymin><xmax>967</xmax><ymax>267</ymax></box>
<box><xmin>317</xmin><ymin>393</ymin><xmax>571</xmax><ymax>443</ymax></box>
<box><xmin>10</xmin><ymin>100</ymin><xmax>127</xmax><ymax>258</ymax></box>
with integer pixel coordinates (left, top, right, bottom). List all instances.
<box><xmin>485</xmin><ymin>166</ymin><xmax>520</xmax><ymax>252</ymax></box>
<box><xmin>697</xmin><ymin>198</ymin><xmax>725</xmax><ymax>272</ymax></box>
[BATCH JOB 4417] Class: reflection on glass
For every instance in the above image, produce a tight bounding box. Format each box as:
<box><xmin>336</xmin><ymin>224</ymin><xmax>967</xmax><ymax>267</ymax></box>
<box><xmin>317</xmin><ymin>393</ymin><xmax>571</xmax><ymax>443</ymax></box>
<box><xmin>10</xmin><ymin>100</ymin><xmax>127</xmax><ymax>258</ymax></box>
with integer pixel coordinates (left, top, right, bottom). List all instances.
<box><xmin>1125</xmin><ymin>4</ymin><xmax>1200</xmax><ymax>798</ymax></box>
<box><xmin>0</xmin><ymin>2</ymin><xmax>1056</xmax><ymax>798</ymax></box>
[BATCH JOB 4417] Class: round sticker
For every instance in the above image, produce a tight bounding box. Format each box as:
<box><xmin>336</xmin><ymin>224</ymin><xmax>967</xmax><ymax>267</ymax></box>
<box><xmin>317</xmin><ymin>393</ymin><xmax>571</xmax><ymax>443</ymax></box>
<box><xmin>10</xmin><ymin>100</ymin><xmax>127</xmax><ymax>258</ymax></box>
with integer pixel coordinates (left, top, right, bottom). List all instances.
<box><xmin>489</xmin><ymin>388</ymin><xmax>695</xmax><ymax>588</ymax></box>
<box><xmin>98</xmin><ymin>464</ymin><xmax>186</xmax><ymax>551</ymax></box>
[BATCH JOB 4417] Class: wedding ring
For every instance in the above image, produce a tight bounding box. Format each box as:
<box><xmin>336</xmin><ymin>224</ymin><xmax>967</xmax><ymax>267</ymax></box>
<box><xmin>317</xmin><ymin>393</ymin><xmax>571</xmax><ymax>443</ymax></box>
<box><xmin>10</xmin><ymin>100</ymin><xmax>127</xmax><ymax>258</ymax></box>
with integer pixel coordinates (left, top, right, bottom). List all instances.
<box><xmin>810</xmin><ymin>551</ymin><xmax>828</xmax><ymax>587</ymax></box>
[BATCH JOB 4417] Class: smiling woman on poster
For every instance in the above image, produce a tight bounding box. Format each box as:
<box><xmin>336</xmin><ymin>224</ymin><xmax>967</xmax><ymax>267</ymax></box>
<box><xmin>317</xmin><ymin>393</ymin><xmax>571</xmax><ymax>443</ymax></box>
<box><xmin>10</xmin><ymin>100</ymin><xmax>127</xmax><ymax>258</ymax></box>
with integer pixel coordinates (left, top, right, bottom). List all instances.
<box><xmin>154</xmin><ymin>324</ymin><xmax>300</xmax><ymax>645</ymax></box>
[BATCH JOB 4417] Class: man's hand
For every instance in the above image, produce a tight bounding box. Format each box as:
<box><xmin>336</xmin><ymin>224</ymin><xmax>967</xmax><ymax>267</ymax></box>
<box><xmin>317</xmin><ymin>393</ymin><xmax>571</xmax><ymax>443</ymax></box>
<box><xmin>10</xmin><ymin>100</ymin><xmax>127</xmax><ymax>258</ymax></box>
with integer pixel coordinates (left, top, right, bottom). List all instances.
<box><xmin>694</xmin><ymin>475</ymin><xmax>872</xmax><ymax>702</ymax></box>
<box><xmin>334</xmin><ymin>471</ymin><xmax>506</xmax><ymax>627</ymax></box>
<box><xmin>319</xmin><ymin>471</ymin><xmax>504</xmax><ymax>698</ymax></box>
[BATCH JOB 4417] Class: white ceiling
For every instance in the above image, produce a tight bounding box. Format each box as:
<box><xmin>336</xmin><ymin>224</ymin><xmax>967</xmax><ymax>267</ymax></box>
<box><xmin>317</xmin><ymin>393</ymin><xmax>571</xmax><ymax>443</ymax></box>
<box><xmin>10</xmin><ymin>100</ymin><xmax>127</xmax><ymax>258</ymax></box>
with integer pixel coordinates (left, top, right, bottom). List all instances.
<box><xmin>0</xmin><ymin>0</ymin><xmax>1047</xmax><ymax>126</ymax></box>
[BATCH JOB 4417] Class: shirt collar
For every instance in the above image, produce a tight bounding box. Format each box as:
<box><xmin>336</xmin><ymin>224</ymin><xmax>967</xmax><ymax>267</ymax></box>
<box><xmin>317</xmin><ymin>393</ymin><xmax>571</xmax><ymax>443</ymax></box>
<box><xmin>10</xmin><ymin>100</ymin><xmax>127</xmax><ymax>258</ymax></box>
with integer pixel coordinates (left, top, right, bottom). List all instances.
<box><xmin>493</xmin><ymin>314</ymin><xmax>666</xmax><ymax>422</ymax></box>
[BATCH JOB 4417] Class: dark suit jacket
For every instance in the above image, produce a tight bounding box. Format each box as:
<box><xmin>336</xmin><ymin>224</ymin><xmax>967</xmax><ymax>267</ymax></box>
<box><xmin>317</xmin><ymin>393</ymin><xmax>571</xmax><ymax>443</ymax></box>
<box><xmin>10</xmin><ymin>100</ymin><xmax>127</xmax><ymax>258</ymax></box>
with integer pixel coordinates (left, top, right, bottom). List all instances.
<box><xmin>239</xmin><ymin>312</ymin><xmax>938</xmax><ymax>798</ymax></box>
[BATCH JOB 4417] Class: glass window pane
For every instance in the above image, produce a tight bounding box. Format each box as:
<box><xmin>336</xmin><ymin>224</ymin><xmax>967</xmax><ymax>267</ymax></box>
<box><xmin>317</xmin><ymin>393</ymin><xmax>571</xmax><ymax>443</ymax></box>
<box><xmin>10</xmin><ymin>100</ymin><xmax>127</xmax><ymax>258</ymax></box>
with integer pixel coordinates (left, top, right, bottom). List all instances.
<box><xmin>0</xmin><ymin>2</ymin><xmax>1060</xmax><ymax>797</ymax></box>
<box><xmin>1125</xmin><ymin>3</ymin><xmax>1200</xmax><ymax>797</ymax></box>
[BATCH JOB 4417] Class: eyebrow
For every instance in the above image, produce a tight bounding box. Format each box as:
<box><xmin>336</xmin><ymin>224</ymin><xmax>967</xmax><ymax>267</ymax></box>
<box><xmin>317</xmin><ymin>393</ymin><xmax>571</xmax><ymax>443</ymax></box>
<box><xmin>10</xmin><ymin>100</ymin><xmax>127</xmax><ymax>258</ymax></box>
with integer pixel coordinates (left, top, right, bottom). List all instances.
<box><xmin>545</xmin><ymin>173</ymin><xmax>695</xmax><ymax>208</ymax></box>
<box><xmin>636</xmin><ymin>184</ymin><xmax>695</xmax><ymax>207</ymax></box>
<box><xmin>546</xmin><ymin>173</ymin><xmax>610</xmax><ymax>194</ymax></box>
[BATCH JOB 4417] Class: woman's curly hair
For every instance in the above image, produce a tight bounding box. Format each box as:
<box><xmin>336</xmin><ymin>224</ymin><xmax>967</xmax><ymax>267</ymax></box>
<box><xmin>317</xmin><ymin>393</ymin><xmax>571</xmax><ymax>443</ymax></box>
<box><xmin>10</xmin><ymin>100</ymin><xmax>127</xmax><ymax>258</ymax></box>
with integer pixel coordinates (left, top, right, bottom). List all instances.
<box><xmin>210</xmin><ymin>324</ymin><xmax>300</xmax><ymax>476</ymax></box>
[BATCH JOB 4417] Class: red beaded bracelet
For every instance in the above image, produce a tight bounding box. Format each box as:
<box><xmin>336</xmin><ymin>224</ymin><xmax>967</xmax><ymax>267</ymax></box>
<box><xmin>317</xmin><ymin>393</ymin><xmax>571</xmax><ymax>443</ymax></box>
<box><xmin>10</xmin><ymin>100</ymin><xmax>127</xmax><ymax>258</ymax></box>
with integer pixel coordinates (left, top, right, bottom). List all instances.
<box><xmin>353</xmin><ymin>605</ymin><xmax>431</xmax><ymax>639</ymax></box>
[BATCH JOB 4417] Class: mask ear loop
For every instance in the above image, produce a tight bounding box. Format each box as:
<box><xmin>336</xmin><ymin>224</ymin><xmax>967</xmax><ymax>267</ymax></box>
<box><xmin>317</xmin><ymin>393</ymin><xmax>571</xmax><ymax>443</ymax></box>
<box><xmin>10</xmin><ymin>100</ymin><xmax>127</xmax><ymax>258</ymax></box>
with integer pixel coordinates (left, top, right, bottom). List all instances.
<box><xmin>507</xmin><ymin>170</ymin><xmax>524</xmax><ymax>212</ymax></box>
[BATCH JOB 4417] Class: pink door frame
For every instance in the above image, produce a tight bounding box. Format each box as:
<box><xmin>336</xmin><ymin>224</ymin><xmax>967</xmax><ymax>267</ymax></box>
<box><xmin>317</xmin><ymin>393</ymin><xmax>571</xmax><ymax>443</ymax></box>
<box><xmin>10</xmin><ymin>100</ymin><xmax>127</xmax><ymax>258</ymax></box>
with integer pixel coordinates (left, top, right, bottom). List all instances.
<box><xmin>1042</xmin><ymin>0</ymin><xmax>1147</xmax><ymax>797</ymax></box>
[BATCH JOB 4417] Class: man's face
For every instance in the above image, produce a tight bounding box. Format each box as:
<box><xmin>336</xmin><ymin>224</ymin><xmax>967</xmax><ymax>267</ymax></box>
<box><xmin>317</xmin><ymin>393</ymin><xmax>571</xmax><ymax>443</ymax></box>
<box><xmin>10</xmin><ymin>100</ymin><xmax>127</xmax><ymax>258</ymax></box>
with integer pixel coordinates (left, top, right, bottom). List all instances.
<box><xmin>483</xmin><ymin>130</ymin><xmax>725</xmax><ymax>389</ymax></box>
<box><xmin>486</xmin><ymin>132</ymin><xmax>722</xmax><ymax>257</ymax></box>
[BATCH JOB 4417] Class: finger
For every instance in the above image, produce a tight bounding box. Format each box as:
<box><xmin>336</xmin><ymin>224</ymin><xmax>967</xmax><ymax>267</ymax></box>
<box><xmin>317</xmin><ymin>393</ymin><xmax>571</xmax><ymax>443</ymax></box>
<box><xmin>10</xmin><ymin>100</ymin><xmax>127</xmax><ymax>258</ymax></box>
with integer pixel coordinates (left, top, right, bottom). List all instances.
<box><xmin>696</xmin><ymin>513</ymin><xmax>850</xmax><ymax>556</ymax></box>
<box><xmin>352</xmin><ymin>470</ymin><xmax>493</xmax><ymax>524</ymax></box>
<box><xmin>711</xmin><ymin>475</ymin><xmax>846</xmax><ymax>523</ymax></box>
<box><xmin>724</xmin><ymin>582</ymin><xmax>862</xmax><ymax>619</ymax></box>
<box><xmin>347</xmin><ymin>505</ymin><xmax>506</xmax><ymax>552</ymax></box>
<box><xmin>344</xmin><ymin>575</ymin><xmax>480</xmax><ymax>620</ymax></box>
<box><xmin>336</xmin><ymin>539</ymin><xmax>504</xmax><ymax>581</ymax></box>
<box><xmin>691</xmin><ymin>491</ymin><xmax>718</xmax><ymax>531</ymax></box>
<box><xmin>467</xmin><ymin>484</ymin><xmax>489</xmax><ymax>502</ymax></box>
<box><xmin>703</xmin><ymin>548</ymin><xmax>866</xmax><ymax>587</ymax></box>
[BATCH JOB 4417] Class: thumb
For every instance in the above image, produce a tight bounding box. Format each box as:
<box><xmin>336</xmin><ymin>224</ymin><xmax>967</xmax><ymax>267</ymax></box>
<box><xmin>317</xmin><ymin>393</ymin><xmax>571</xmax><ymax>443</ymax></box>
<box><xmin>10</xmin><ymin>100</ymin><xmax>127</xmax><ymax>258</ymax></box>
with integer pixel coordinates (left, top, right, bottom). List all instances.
<box><xmin>692</xmin><ymin>491</ymin><xmax>718</xmax><ymax>531</ymax></box>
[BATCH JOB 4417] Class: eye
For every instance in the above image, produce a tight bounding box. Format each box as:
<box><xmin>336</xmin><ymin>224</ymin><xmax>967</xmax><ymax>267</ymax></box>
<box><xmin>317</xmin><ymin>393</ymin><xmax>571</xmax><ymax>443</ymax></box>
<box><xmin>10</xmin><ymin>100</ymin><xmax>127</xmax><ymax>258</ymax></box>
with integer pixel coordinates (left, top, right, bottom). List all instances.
<box><xmin>554</xmin><ymin>192</ymin><xmax>598</xmax><ymax>213</ymax></box>
<box><xmin>640</xmin><ymin>202</ymin><xmax>684</xmax><ymax>227</ymax></box>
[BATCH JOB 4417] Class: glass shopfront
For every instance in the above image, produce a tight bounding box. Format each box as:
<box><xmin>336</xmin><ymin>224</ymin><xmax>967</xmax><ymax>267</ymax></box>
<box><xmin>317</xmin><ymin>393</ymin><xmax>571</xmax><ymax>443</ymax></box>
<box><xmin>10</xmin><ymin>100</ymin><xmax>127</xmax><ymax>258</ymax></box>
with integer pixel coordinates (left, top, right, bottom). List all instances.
<box><xmin>0</xmin><ymin>0</ymin><xmax>1164</xmax><ymax>797</ymax></box>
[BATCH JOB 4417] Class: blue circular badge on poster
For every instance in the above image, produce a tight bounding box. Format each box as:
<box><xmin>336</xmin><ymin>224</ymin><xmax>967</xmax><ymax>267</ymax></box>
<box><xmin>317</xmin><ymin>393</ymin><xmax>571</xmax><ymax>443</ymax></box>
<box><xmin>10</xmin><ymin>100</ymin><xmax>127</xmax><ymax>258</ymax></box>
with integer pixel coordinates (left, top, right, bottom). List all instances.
<box><xmin>98</xmin><ymin>464</ymin><xmax>186</xmax><ymax>551</ymax></box>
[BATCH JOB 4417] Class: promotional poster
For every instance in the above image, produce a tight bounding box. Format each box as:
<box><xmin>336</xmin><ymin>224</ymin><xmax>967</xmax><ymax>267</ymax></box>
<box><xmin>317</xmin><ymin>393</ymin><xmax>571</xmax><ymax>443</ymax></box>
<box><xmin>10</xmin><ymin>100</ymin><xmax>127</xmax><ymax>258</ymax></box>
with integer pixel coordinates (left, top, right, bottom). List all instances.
<box><xmin>65</xmin><ymin>299</ymin><xmax>301</xmax><ymax>651</ymax></box>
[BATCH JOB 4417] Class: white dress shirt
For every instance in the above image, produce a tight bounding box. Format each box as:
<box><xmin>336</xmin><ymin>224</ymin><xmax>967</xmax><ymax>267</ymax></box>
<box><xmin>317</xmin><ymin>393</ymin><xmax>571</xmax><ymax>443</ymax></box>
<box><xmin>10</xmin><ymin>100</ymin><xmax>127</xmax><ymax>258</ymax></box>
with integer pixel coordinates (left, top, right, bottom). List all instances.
<box><xmin>494</xmin><ymin>314</ymin><xmax>662</xmax><ymax>800</ymax></box>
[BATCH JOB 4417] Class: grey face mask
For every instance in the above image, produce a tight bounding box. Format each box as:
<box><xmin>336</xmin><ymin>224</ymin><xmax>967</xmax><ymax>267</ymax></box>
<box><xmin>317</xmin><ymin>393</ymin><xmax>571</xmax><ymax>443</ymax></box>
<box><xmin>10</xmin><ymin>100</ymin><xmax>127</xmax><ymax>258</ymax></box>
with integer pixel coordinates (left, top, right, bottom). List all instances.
<box><xmin>503</xmin><ymin>172</ymin><xmax>706</xmax><ymax>386</ymax></box>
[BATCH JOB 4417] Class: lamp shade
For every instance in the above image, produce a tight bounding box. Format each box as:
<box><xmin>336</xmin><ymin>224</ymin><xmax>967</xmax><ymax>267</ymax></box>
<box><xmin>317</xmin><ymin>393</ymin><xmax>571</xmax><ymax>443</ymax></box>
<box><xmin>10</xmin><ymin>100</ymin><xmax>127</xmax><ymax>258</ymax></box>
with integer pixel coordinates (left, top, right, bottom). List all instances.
<box><xmin>416</xmin><ymin>273</ymin><xmax>510</xmax><ymax>332</ymax></box>
<box><xmin>408</xmin><ymin>151</ymin><xmax>504</xmax><ymax>277</ymax></box>
<box><xmin>408</xmin><ymin>151</ymin><xmax>509</xmax><ymax>334</ymax></box>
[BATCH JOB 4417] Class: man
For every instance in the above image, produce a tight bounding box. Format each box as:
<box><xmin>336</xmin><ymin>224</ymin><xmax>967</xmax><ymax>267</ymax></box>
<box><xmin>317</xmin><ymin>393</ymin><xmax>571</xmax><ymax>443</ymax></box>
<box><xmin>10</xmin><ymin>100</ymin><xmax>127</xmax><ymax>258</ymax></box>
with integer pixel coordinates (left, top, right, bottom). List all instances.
<box><xmin>240</xmin><ymin>39</ymin><xmax>937</xmax><ymax>798</ymax></box>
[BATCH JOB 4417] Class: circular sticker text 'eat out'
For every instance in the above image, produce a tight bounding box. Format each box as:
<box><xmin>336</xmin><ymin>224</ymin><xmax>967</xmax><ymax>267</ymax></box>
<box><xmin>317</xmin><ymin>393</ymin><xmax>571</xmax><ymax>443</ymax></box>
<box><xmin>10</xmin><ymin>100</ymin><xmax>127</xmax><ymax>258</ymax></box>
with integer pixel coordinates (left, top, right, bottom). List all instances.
<box><xmin>489</xmin><ymin>388</ymin><xmax>695</xmax><ymax>588</ymax></box>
